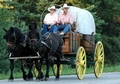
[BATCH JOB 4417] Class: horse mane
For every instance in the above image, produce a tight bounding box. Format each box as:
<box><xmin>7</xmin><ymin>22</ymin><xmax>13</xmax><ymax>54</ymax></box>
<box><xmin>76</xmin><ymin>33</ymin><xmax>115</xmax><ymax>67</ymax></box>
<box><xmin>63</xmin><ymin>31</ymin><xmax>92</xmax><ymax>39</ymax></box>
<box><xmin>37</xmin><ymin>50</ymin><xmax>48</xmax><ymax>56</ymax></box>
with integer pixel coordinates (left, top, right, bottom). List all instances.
<box><xmin>8</xmin><ymin>27</ymin><xmax>24</xmax><ymax>44</ymax></box>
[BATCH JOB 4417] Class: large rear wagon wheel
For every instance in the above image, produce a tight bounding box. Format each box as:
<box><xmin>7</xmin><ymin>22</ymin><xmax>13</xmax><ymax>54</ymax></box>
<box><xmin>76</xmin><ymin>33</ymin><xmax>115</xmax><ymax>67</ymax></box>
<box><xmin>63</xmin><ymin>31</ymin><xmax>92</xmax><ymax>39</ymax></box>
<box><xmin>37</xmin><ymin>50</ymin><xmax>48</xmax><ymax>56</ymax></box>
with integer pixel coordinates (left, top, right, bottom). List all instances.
<box><xmin>76</xmin><ymin>47</ymin><xmax>86</xmax><ymax>80</ymax></box>
<box><xmin>94</xmin><ymin>41</ymin><xmax>104</xmax><ymax>78</ymax></box>
<box><xmin>52</xmin><ymin>64</ymin><xmax>62</xmax><ymax>76</ymax></box>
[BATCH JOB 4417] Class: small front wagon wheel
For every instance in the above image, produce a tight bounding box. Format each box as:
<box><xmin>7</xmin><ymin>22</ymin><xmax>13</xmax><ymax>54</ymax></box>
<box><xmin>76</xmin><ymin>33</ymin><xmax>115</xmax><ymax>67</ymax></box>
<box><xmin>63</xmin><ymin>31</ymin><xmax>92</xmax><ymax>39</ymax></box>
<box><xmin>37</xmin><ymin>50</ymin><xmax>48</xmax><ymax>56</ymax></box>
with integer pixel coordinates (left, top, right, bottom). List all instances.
<box><xmin>76</xmin><ymin>47</ymin><xmax>86</xmax><ymax>80</ymax></box>
<box><xmin>94</xmin><ymin>41</ymin><xmax>104</xmax><ymax>78</ymax></box>
<box><xmin>52</xmin><ymin>64</ymin><xmax>62</xmax><ymax>76</ymax></box>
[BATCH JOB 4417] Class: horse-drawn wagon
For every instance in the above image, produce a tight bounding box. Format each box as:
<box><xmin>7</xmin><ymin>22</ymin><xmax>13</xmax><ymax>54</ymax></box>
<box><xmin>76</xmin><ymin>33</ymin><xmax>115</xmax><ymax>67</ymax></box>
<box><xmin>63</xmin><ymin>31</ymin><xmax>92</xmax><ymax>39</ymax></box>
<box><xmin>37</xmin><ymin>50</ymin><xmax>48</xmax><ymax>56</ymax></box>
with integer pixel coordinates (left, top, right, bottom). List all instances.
<box><xmin>34</xmin><ymin>6</ymin><xmax>105</xmax><ymax>80</ymax></box>
<box><xmin>4</xmin><ymin>5</ymin><xmax>104</xmax><ymax>81</ymax></box>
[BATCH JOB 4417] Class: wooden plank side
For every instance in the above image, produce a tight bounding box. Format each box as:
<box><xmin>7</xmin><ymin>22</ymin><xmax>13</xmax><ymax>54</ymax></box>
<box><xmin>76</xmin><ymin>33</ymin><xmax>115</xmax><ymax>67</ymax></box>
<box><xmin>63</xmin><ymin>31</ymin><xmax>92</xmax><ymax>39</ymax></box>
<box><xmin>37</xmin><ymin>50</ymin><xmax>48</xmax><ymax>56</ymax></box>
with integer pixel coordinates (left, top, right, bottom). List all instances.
<box><xmin>62</xmin><ymin>38</ymin><xmax>69</xmax><ymax>52</ymax></box>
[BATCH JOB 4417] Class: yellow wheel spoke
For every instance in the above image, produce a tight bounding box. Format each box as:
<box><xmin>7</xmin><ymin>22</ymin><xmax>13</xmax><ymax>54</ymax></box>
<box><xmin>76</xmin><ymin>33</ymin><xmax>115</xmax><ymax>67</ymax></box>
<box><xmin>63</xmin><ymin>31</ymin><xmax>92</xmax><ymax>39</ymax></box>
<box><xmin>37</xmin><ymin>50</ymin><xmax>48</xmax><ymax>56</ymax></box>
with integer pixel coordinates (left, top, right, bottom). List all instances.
<box><xmin>76</xmin><ymin>47</ymin><xmax>86</xmax><ymax>80</ymax></box>
<box><xmin>52</xmin><ymin>64</ymin><xmax>62</xmax><ymax>76</ymax></box>
<box><xmin>94</xmin><ymin>41</ymin><xmax>104</xmax><ymax>78</ymax></box>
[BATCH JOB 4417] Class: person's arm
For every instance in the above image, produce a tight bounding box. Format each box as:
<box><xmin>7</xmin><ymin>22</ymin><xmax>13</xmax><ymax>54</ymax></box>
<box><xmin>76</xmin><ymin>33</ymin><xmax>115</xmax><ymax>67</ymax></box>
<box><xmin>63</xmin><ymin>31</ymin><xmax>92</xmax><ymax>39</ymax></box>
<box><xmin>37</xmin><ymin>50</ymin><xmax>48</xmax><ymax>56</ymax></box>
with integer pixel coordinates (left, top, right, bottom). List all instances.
<box><xmin>43</xmin><ymin>14</ymin><xmax>50</xmax><ymax>25</ymax></box>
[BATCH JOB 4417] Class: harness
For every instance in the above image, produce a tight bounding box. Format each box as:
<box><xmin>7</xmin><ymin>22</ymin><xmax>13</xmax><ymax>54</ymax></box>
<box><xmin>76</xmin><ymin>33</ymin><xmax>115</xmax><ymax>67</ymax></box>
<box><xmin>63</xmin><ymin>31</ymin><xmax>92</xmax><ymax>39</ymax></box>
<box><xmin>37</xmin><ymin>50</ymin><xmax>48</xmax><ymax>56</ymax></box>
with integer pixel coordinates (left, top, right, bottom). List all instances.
<box><xmin>41</xmin><ymin>33</ymin><xmax>62</xmax><ymax>57</ymax></box>
<box><xmin>8</xmin><ymin>33</ymin><xmax>28</xmax><ymax>58</ymax></box>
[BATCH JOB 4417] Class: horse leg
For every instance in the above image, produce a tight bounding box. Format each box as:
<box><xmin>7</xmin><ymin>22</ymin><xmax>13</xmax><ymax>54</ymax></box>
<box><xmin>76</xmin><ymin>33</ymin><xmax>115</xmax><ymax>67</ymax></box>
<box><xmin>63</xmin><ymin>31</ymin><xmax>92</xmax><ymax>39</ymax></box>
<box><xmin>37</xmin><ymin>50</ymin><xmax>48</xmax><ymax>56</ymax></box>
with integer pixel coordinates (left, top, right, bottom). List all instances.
<box><xmin>55</xmin><ymin>47</ymin><xmax>63</xmax><ymax>80</ymax></box>
<box><xmin>35</xmin><ymin>58</ymin><xmax>44</xmax><ymax>81</ymax></box>
<box><xmin>21</xmin><ymin>60</ymin><xmax>27</xmax><ymax>80</ymax></box>
<box><xmin>9</xmin><ymin>59</ymin><xmax>14</xmax><ymax>81</ymax></box>
<box><xmin>45</xmin><ymin>57</ymin><xmax>49</xmax><ymax>81</ymax></box>
<box><xmin>27</xmin><ymin>60</ymin><xmax>33</xmax><ymax>81</ymax></box>
<box><xmin>56</xmin><ymin>56</ymin><xmax>60</xmax><ymax>81</ymax></box>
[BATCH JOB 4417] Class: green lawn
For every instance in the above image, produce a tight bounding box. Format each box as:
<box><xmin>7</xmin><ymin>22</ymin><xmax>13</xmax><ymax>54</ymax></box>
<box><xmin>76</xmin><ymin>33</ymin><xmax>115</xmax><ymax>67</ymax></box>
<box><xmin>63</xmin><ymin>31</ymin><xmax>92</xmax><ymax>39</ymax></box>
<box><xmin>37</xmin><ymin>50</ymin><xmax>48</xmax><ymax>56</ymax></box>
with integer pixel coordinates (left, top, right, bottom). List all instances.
<box><xmin>0</xmin><ymin>64</ymin><xmax>120</xmax><ymax>80</ymax></box>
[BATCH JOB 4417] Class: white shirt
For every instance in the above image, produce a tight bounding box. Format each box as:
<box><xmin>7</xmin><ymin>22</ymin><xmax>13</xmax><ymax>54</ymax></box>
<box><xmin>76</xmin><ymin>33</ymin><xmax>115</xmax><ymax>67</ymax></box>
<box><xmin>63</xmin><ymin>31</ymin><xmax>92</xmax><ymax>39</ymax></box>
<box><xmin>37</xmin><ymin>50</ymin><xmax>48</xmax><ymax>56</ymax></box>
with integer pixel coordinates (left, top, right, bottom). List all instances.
<box><xmin>44</xmin><ymin>13</ymin><xmax>58</xmax><ymax>24</ymax></box>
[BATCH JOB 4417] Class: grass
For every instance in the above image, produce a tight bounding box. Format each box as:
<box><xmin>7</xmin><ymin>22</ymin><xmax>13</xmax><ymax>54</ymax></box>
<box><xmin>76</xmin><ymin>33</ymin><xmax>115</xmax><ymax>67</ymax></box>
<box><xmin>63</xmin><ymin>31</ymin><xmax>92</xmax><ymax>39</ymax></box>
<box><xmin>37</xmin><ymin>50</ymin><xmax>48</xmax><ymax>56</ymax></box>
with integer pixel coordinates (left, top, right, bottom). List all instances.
<box><xmin>0</xmin><ymin>64</ymin><xmax>120</xmax><ymax>80</ymax></box>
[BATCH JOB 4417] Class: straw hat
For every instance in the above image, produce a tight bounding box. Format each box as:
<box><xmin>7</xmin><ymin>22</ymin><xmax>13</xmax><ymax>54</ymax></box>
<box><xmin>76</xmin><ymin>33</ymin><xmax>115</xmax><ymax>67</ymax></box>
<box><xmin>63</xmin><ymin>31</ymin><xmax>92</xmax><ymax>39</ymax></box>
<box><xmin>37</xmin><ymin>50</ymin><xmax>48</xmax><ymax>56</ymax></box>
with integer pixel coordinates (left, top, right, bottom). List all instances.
<box><xmin>48</xmin><ymin>6</ymin><xmax>56</xmax><ymax>12</ymax></box>
<box><xmin>62</xmin><ymin>4</ymin><xmax>70</xmax><ymax>9</ymax></box>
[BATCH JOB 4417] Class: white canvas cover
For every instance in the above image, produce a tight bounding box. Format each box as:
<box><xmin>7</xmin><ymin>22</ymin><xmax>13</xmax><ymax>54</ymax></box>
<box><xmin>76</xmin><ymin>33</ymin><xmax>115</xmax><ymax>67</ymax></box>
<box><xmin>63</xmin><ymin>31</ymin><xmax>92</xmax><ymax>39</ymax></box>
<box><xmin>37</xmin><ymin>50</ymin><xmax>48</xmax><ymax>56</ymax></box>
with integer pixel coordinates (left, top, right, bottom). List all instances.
<box><xmin>55</xmin><ymin>6</ymin><xmax>96</xmax><ymax>35</ymax></box>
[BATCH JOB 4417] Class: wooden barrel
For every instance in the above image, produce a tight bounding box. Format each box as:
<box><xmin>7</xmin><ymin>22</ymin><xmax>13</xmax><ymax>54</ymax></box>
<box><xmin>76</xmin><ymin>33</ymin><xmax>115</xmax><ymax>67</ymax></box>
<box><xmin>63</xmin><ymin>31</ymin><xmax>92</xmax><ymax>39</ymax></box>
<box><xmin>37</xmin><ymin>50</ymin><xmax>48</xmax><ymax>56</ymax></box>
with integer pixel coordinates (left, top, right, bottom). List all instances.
<box><xmin>82</xmin><ymin>34</ymin><xmax>95</xmax><ymax>53</ymax></box>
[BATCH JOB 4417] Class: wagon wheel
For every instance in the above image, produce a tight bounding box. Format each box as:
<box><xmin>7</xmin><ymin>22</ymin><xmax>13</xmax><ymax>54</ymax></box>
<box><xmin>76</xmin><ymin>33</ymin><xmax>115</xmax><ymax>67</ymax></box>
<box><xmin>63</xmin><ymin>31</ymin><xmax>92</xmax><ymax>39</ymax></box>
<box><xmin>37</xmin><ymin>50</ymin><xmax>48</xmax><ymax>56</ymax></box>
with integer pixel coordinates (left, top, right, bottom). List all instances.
<box><xmin>33</xmin><ymin>62</ymin><xmax>44</xmax><ymax>78</ymax></box>
<box><xmin>52</xmin><ymin>64</ymin><xmax>62</xmax><ymax>76</ymax></box>
<box><xmin>33</xmin><ymin>65</ymin><xmax>39</xmax><ymax>77</ymax></box>
<box><xmin>76</xmin><ymin>46</ymin><xmax>86</xmax><ymax>80</ymax></box>
<box><xmin>33</xmin><ymin>65</ymin><xmax>44</xmax><ymax>77</ymax></box>
<box><xmin>94</xmin><ymin>41</ymin><xmax>104</xmax><ymax>78</ymax></box>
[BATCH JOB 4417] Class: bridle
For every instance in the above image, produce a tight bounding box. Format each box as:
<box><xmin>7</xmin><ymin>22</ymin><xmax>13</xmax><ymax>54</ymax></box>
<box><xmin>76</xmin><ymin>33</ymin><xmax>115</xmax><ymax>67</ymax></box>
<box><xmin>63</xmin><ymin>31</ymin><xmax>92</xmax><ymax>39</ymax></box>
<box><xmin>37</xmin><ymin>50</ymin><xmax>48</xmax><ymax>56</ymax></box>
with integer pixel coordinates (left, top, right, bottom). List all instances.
<box><xmin>6</xmin><ymin>32</ymin><xmax>17</xmax><ymax>58</ymax></box>
<box><xmin>28</xmin><ymin>30</ymin><xmax>41</xmax><ymax>57</ymax></box>
<box><xmin>6</xmin><ymin>32</ymin><xmax>17</xmax><ymax>49</ymax></box>
<box><xmin>29</xmin><ymin>38</ymin><xmax>38</xmax><ymax>43</ymax></box>
<box><xmin>28</xmin><ymin>30</ymin><xmax>39</xmax><ymax>43</ymax></box>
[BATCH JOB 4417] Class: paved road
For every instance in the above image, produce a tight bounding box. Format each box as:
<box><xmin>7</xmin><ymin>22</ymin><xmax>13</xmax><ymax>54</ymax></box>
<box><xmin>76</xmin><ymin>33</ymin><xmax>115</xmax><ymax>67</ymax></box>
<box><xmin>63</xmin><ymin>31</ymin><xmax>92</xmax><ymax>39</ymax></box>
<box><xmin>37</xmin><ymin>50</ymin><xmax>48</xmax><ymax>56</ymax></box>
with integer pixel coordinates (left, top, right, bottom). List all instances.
<box><xmin>0</xmin><ymin>72</ymin><xmax>120</xmax><ymax>84</ymax></box>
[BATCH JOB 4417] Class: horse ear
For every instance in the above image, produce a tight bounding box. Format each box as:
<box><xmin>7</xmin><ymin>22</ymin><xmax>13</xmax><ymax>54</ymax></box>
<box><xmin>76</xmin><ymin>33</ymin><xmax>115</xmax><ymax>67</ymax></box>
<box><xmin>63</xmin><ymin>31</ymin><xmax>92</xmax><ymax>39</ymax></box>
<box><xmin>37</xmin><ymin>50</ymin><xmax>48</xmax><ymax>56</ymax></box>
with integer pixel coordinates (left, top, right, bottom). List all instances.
<box><xmin>3</xmin><ymin>28</ymin><xmax>7</xmax><ymax>32</ymax></box>
<box><xmin>29</xmin><ymin>25</ymin><xmax>31</xmax><ymax>30</ymax></box>
<box><xmin>10</xmin><ymin>27</ymin><xmax>14</xmax><ymax>33</ymax></box>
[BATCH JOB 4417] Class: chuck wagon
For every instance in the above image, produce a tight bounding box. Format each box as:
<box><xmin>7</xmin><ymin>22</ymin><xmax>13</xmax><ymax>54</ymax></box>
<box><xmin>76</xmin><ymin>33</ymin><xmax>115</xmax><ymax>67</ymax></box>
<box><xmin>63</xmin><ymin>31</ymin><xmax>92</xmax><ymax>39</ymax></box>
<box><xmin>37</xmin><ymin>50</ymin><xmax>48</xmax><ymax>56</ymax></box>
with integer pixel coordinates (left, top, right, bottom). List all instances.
<box><xmin>33</xmin><ymin>6</ymin><xmax>104</xmax><ymax>80</ymax></box>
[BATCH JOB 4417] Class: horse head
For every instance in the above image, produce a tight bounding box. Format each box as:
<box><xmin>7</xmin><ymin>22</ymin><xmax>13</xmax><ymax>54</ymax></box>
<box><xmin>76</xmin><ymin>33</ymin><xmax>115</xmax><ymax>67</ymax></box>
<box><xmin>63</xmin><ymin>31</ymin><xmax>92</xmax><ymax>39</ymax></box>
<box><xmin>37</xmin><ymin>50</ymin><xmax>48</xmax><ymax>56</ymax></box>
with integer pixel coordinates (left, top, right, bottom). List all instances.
<box><xmin>28</xmin><ymin>23</ymin><xmax>40</xmax><ymax>50</ymax></box>
<box><xmin>3</xmin><ymin>27</ymin><xmax>23</xmax><ymax>53</ymax></box>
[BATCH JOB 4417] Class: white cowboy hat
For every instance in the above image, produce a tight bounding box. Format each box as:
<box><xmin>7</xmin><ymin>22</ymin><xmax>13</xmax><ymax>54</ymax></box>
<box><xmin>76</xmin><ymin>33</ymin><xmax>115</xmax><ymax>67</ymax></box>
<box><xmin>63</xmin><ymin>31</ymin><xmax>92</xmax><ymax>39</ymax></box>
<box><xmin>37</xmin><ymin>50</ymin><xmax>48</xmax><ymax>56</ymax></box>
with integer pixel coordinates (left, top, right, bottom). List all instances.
<box><xmin>62</xmin><ymin>4</ymin><xmax>69</xmax><ymax>9</ymax></box>
<box><xmin>48</xmin><ymin>6</ymin><xmax>56</xmax><ymax>12</ymax></box>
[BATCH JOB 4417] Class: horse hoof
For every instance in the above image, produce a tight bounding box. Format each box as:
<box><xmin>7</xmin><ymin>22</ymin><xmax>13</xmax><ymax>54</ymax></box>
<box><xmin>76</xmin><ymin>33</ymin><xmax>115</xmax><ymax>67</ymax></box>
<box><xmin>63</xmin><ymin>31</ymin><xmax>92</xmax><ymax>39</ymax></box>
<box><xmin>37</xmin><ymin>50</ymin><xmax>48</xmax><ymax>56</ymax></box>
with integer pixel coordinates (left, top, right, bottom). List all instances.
<box><xmin>26</xmin><ymin>78</ymin><xmax>33</xmax><ymax>81</ymax></box>
<box><xmin>55</xmin><ymin>78</ymin><xmax>59</xmax><ymax>81</ymax></box>
<box><xmin>35</xmin><ymin>79</ymin><xmax>40</xmax><ymax>81</ymax></box>
<box><xmin>44</xmin><ymin>77</ymin><xmax>49</xmax><ymax>81</ymax></box>
<box><xmin>8</xmin><ymin>79</ymin><xmax>14</xmax><ymax>82</ymax></box>
<box><xmin>29</xmin><ymin>78</ymin><xmax>33</xmax><ymax>81</ymax></box>
<box><xmin>24</xmin><ymin>78</ymin><xmax>29</xmax><ymax>81</ymax></box>
<box><xmin>40</xmin><ymin>78</ymin><xmax>44</xmax><ymax>81</ymax></box>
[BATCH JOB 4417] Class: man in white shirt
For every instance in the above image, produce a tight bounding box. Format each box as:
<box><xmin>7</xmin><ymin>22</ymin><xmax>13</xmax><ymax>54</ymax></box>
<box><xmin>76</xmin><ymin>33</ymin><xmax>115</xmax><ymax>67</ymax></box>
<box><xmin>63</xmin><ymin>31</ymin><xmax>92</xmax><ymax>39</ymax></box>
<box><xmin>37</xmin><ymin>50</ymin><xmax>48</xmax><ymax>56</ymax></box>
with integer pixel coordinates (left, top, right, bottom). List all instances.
<box><xmin>42</xmin><ymin>6</ymin><xmax>58</xmax><ymax>35</ymax></box>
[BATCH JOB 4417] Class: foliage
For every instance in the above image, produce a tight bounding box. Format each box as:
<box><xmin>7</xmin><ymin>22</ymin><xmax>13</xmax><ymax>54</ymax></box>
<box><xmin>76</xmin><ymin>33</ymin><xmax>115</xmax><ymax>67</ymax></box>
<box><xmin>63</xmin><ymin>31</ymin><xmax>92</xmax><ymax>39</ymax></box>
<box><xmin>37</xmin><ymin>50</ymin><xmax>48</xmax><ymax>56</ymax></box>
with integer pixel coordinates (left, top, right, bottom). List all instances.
<box><xmin>0</xmin><ymin>0</ymin><xmax>120</xmax><ymax>74</ymax></box>
<box><xmin>0</xmin><ymin>8</ymin><xmax>14</xmax><ymax>73</ymax></box>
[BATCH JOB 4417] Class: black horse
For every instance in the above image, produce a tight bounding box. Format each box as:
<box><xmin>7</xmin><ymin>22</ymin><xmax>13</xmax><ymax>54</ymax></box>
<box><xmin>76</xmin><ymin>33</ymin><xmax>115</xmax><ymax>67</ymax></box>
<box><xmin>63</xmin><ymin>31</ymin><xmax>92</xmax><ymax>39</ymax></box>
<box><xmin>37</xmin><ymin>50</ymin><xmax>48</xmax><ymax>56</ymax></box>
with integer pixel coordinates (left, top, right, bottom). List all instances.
<box><xmin>3</xmin><ymin>27</ymin><xmax>39</xmax><ymax>81</ymax></box>
<box><xmin>28</xmin><ymin>24</ymin><xmax>63</xmax><ymax>80</ymax></box>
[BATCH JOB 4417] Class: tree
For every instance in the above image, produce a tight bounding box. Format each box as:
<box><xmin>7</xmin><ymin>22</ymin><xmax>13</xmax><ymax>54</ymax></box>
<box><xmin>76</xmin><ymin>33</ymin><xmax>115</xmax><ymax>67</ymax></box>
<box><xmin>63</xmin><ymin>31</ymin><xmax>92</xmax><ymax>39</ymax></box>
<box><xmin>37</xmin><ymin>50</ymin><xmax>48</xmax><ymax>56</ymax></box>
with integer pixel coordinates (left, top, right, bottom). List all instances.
<box><xmin>0</xmin><ymin>0</ymin><xmax>120</xmax><ymax>74</ymax></box>
<box><xmin>0</xmin><ymin>8</ymin><xmax>14</xmax><ymax>73</ymax></box>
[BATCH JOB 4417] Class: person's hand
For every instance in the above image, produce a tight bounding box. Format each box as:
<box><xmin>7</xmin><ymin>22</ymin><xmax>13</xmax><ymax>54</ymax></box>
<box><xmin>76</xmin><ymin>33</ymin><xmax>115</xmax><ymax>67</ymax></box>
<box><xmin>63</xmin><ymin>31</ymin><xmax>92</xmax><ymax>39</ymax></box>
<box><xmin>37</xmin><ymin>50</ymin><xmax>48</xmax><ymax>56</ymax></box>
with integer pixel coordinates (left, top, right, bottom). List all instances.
<box><xmin>48</xmin><ymin>25</ymin><xmax>51</xmax><ymax>29</ymax></box>
<box><xmin>50</xmin><ymin>23</ymin><xmax>55</xmax><ymax>26</ymax></box>
<box><xmin>65</xmin><ymin>22</ymin><xmax>70</xmax><ymax>24</ymax></box>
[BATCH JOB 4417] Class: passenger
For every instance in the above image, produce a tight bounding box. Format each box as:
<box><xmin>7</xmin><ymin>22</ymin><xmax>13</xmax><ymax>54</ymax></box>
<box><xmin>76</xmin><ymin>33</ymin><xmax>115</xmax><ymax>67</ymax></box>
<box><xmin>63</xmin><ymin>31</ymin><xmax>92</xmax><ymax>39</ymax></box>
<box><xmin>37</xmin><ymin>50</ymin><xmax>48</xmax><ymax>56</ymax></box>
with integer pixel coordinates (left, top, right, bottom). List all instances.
<box><xmin>53</xmin><ymin>4</ymin><xmax>73</xmax><ymax>35</ymax></box>
<box><xmin>42</xmin><ymin>6</ymin><xmax>58</xmax><ymax>35</ymax></box>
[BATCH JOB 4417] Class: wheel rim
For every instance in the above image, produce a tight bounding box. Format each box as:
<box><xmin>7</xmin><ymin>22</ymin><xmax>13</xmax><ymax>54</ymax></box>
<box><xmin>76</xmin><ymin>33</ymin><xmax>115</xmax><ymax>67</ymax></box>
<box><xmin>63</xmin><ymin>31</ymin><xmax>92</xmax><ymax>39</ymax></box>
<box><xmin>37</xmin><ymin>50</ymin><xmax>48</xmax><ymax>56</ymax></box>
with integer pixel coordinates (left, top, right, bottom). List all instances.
<box><xmin>94</xmin><ymin>41</ymin><xmax>104</xmax><ymax>78</ymax></box>
<box><xmin>76</xmin><ymin>47</ymin><xmax>86</xmax><ymax>80</ymax></box>
<box><xmin>52</xmin><ymin>64</ymin><xmax>62</xmax><ymax>76</ymax></box>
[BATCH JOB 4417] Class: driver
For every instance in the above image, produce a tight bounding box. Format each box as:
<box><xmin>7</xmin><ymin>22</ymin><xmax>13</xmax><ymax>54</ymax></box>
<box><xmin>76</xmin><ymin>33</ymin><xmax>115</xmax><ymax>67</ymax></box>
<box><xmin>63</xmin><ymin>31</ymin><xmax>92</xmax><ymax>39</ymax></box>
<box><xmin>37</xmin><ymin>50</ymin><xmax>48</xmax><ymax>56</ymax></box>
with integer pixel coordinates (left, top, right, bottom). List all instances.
<box><xmin>42</xmin><ymin>6</ymin><xmax>58</xmax><ymax>35</ymax></box>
